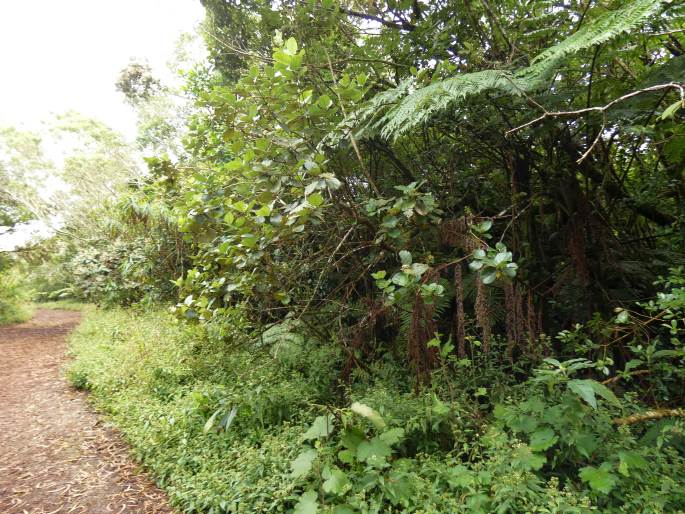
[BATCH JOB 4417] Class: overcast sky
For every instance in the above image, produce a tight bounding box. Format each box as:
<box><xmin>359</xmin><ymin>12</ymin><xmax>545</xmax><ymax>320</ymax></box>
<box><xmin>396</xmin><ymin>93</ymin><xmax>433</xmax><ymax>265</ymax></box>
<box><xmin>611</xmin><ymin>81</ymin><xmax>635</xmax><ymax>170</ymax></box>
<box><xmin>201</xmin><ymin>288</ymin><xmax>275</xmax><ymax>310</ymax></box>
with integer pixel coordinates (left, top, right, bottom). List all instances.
<box><xmin>0</xmin><ymin>1</ymin><xmax>206</xmax><ymax>250</ymax></box>
<box><xmin>0</xmin><ymin>0</ymin><xmax>206</xmax><ymax>141</ymax></box>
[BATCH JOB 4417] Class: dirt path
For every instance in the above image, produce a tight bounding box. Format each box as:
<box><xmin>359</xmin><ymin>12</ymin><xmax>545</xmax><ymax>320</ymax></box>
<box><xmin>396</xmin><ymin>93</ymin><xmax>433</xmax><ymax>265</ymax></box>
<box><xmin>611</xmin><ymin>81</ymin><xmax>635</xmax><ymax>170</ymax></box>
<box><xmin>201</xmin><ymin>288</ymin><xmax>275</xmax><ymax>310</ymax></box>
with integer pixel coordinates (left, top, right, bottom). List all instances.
<box><xmin>0</xmin><ymin>309</ymin><xmax>173</xmax><ymax>514</ymax></box>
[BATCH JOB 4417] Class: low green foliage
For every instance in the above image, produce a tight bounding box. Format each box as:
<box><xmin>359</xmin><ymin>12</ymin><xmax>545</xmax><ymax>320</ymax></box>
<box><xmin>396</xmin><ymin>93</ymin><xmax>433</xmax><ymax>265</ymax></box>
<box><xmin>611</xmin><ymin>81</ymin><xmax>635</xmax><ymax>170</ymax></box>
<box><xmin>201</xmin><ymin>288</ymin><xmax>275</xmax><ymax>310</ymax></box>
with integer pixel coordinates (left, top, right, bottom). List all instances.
<box><xmin>67</xmin><ymin>287</ymin><xmax>685</xmax><ymax>512</ymax></box>
<box><xmin>0</xmin><ymin>259</ymin><xmax>34</xmax><ymax>325</ymax></box>
<box><xmin>36</xmin><ymin>300</ymin><xmax>89</xmax><ymax>311</ymax></box>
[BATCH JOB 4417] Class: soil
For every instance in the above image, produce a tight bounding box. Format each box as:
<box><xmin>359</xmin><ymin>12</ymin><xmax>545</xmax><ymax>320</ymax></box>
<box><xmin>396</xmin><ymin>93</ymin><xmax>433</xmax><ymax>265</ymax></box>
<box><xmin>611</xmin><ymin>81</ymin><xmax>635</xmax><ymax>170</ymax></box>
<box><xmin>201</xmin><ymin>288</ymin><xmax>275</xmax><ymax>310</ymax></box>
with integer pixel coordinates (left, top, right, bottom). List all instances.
<box><xmin>0</xmin><ymin>309</ymin><xmax>174</xmax><ymax>514</ymax></box>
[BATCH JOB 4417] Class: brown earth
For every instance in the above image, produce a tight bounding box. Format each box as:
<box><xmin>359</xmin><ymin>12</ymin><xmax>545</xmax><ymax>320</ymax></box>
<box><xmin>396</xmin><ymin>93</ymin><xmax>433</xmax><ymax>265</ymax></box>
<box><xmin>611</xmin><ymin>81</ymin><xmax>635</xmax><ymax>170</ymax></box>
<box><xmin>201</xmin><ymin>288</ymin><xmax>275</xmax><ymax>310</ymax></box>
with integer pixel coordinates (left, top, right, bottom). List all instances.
<box><xmin>0</xmin><ymin>309</ymin><xmax>173</xmax><ymax>514</ymax></box>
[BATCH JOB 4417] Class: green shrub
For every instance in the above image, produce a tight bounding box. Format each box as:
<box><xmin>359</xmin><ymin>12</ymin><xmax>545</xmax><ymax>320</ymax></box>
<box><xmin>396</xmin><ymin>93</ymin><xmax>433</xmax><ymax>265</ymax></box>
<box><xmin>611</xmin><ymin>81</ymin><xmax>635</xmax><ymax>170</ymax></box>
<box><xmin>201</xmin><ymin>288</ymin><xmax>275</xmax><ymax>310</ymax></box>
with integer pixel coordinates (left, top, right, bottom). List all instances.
<box><xmin>0</xmin><ymin>261</ymin><xmax>33</xmax><ymax>325</ymax></box>
<box><xmin>67</xmin><ymin>296</ymin><xmax>685</xmax><ymax>513</ymax></box>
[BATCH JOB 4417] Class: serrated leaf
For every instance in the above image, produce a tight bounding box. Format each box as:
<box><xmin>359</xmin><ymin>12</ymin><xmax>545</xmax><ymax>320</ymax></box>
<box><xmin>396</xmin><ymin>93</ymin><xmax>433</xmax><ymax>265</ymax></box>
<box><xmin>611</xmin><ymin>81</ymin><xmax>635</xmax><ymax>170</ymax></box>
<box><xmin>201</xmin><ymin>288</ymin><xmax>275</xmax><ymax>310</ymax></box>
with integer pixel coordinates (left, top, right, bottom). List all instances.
<box><xmin>567</xmin><ymin>379</ymin><xmax>597</xmax><ymax>409</ymax></box>
<box><xmin>617</xmin><ymin>451</ymin><xmax>648</xmax><ymax>477</ymax></box>
<box><xmin>322</xmin><ymin>467</ymin><xmax>351</xmax><ymax>495</ymax></box>
<box><xmin>579</xmin><ymin>465</ymin><xmax>618</xmax><ymax>494</ymax></box>
<box><xmin>529</xmin><ymin>427</ymin><xmax>558</xmax><ymax>451</ymax></box>
<box><xmin>340</xmin><ymin>426</ymin><xmax>365</xmax><ymax>452</ymax></box>
<box><xmin>303</xmin><ymin>414</ymin><xmax>335</xmax><ymax>440</ymax></box>
<box><xmin>379</xmin><ymin>427</ymin><xmax>405</xmax><ymax>446</ymax></box>
<box><xmin>356</xmin><ymin>436</ymin><xmax>392</xmax><ymax>463</ymax></box>
<box><xmin>587</xmin><ymin>380</ymin><xmax>621</xmax><ymax>408</ymax></box>
<box><xmin>512</xmin><ymin>445</ymin><xmax>546</xmax><ymax>471</ymax></box>
<box><xmin>574</xmin><ymin>433</ymin><xmax>598</xmax><ymax>459</ymax></box>
<box><xmin>291</xmin><ymin>448</ymin><xmax>317</xmax><ymax>478</ymax></box>
<box><xmin>293</xmin><ymin>490</ymin><xmax>318</xmax><ymax>514</ymax></box>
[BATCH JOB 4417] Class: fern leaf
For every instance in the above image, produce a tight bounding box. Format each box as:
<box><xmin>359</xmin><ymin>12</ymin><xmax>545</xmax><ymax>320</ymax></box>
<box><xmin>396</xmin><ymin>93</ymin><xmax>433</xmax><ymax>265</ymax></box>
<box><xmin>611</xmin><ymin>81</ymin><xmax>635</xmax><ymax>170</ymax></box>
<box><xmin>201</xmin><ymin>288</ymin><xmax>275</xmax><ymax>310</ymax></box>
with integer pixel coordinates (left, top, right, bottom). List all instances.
<box><xmin>362</xmin><ymin>0</ymin><xmax>666</xmax><ymax>140</ymax></box>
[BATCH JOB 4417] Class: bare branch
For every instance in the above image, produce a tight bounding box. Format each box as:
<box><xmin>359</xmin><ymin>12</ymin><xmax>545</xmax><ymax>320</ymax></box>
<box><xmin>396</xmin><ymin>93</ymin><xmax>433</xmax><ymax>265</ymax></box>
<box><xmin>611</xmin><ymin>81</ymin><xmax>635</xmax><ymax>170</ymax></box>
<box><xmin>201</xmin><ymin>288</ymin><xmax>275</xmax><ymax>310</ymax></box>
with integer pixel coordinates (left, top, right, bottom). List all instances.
<box><xmin>507</xmin><ymin>83</ymin><xmax>685</xmax><ymax>136</ymax></box>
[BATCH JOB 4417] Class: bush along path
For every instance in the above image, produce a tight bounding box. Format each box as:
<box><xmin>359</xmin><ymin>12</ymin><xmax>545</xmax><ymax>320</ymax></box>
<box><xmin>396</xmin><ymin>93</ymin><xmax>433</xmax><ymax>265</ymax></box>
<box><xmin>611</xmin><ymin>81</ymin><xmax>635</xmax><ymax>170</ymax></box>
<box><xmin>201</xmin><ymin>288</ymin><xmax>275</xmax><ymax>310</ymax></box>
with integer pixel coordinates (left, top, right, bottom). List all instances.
<box><xmin>0</xmin><ymin>309</ymin><xmax>172</xmax><ymax>514</ymax></box>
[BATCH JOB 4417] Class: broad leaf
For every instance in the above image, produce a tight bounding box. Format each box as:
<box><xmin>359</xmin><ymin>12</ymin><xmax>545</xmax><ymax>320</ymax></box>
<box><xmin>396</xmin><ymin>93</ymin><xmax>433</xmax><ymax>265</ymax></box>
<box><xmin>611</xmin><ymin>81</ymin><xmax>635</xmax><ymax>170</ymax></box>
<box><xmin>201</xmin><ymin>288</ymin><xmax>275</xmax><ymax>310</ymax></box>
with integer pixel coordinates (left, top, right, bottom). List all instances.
<box><xmin>303</xmin><ymin>414</ymin><xmax>335</xmax><ymax>440</ymax></box>
<box><xmin>291</xmin><ymin>448</ymin><xmax>317</xmax><ymax>478</ymax></box>
<box><xmin>293</xmin><ymin>490</ymin><xmax>318</xmax><ymax>514</ymax></box>
<box><xmin>322</xmin><ymin>467</ymin><xmax>351</xmax><ymax>495</ymax></box>
<box><xmin>579</xmin><ymin>464</ymin><xmax>618</xmax><ymax>494</ymax></box>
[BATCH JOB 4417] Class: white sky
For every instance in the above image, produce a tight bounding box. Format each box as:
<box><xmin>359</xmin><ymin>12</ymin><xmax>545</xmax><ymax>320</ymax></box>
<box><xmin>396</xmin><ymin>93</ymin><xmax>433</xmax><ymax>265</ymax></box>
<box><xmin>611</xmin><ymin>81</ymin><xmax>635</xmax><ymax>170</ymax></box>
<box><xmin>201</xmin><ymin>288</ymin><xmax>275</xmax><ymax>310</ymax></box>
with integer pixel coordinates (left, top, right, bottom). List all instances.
<box><xmin>0</xmin><ymin>0</ymin><xmax>206</xmax><ymax>141</ymax></box>
<box><xmin>0</xmin><ymin>1</ymin><xmax>206</xmax><ymax>251</ymax></box>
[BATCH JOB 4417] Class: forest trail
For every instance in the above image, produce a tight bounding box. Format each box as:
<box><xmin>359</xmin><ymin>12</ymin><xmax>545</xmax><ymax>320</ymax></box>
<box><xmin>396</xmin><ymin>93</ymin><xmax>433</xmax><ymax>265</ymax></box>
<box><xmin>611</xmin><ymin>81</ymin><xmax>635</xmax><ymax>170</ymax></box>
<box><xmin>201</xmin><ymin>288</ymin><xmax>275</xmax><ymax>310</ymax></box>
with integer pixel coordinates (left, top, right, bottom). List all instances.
<box><xmin>0</xmin><ymin>309</ymin><xmax>173</xmax><ymax>514</ymax></box>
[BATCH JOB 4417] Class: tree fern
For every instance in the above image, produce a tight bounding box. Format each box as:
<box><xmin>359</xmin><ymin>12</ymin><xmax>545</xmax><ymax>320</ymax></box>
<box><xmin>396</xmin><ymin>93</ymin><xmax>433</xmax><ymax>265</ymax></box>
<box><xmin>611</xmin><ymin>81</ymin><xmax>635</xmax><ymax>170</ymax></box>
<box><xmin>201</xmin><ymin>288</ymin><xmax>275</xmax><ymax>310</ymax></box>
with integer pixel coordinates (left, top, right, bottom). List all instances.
<box><xmin>360</xmin><ymin>0</ymin><xmax>667</xmax><ymax>139</ymax></box>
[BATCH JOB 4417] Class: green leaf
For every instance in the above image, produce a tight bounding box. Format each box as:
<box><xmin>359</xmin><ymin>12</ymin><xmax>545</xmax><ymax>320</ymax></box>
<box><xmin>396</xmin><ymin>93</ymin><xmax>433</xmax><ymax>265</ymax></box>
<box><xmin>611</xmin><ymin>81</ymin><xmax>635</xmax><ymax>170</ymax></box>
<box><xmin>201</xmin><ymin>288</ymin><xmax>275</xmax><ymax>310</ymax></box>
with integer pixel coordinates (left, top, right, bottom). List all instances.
<box><xmin>224</xmin><ymin>159</ymin><xmax>242</xmax><ymax>171</ymax></box>
<box><xmin>321</xmin><ymin>173</ymin><xmax>342</xmax><ymax>189</ymax></box>
<box><xmin>340</xmin><ymin>426</ymin><xmax>365</xmax><ymax>451</ymax></box>
<box><xmin>529</xmin><ymin>427</ymin><xmax>558</xmax><ymax>451</ymax></box>
<box><xmin>473</xmin><ymin>220</ymin><xmax>492</xmax><ymax>233</ymax></box>
<box><xmin>615</xmin><ymin>309</ymin><xmax>629</xmax><ymax>324</ymax></box>
<box><xmin>303</xmin><ymin>414</ymin><xmax>335</xmax><ymax>440</ymax></box>
<box><xmin>371</xmin><ymin>270</ymin><xmax>386</xmax><ymax>280</ymax></box>
<box><xmin>350</xmin><ymin>402</ymin><xmax>386</xmax><ymax>429</ymax></box>
<box><xmin>356</xmin><ymin>436</ymin><xmax>392</xmax><ymax>464</ymax></box>
<box><xmin>399</xmin><ymin>250</ymin><xmax>412</xmax><ymax>265</ymax></box>
<box><xmin>307</xmin><ymin>192</ymin><xmax>325</xmax><ymax>207</ymax></box>
<box><xmin>291</xmin><ymin>448</ymin><xmax>317</xmax><ymax>478</ymax></box>
<box><xmin>469</xmin><ymin>260</ymin><xmax>484</xmax><ymax>271</ymax></box>
<box><xmin>241</xmin><ymin>234</ymin><xmax>258</xmax><ymax>248</ymax></box>
<box><xmin>579</xmin><ymin>464</ymin><xmax>618</xmax><ymax>494</ymax></box>
<box><xmin>293</xmin><ymin>490</ymin><xmax>318</xmax><ymax>514</ymax></box>
<box><xmin>481</xmin><ymin>270</ymin><xmax>497</xmax><ymax>285</ymax></box>
<box><xmin>379</xmin><ymin>427</ymin><xmax>405</xmax><ymax>446</ymax></box>
<box><xmin>322</xmin><ymin>467</ymin><xmax>351</xmax><ymax>495</ymax></box>
<box><xmin>574</xmin><ymin>433</ymin><xmax>598</xmax><ymax>459</ymax></box>
<box><xmin>660</xmin><ymin>100</ymin><xmax>683</xmax><ymax>120</ymax></box>
<box><xmin>203</xmin><ymin>408</ymin><xmax>221</xmax><ymax>433</ymax></box>
<box><xmin>493</xmin><ymin>251</ymin><xmax>511</xmax><ymax>265</ymax></box>
<box><xmin>587</xmin><ymin>380</ymin><xmax>621</xmax><ymax>408</ymax></box>
<box><xmin>317</xmin><ymin>95</ymin><xmax>333</xmax><ymax>109</ymax></box>
<box><xmin>333</xmin><ymin>506</ymin><xmax>355</xmax><ymax>514</ymax></box>
<box><xmin>284</xmin><ymin>37</ymin><xmax>298</xmax><ymax>55</ymax></box>
<box><xmin>617</xmin><ymin>451</ymin><xmax>648</xmax><ymax>477</ymax></box>
<box><xmin>255</xmin><ymin>204</ymin><xmax>272</xmax><ymax>217</ymax></box>
<box><xmin>567</xmin><ymin>379</ymin><xmax>597</xmax><ymax>409</ymax></box>
<box><xmin>391</xmin><ymin>273</ymin><xmax>410</xmax><ymax>287</ymax></box>
<box><xmin>512</xmin><ymin>445</ymin><xmax>546</xmax><ymax>471</ymax></box>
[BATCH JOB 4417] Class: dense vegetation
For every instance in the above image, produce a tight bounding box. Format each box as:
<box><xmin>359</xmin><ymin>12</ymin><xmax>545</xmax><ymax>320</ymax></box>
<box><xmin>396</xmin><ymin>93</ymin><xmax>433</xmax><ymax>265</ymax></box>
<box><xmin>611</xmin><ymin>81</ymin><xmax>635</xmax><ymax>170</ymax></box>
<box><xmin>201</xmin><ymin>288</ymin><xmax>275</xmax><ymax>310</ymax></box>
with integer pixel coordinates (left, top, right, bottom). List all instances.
<box><xmin>2</xmin><ymin>0</ymin><xmax>685</xmax><ymax>511</ymax></box>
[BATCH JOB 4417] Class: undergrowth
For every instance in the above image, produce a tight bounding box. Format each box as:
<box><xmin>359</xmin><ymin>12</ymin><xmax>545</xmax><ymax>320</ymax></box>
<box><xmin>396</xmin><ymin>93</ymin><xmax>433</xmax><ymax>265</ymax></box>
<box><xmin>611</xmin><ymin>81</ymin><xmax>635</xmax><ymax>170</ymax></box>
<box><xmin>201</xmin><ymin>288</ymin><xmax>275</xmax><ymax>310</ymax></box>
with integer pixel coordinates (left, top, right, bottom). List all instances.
<box><xmin>67</xmin><ymin>288</ymin><xmax>685</xmax><ymax>513</ymax></box>
<box><xmin>0</xmin><ymin>265</ymin><xmax>34</xmax><ymax>325</ymax></box>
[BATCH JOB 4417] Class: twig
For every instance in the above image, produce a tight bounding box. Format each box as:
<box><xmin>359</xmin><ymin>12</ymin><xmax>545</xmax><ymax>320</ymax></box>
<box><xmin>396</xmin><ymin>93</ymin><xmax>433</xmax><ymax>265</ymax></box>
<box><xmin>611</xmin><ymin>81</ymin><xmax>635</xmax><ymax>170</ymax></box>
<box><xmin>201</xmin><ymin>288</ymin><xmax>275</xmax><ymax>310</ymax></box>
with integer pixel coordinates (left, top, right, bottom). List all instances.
<box><xmin>323</xmin><ymin>48</ymin><xmax>380</xmax><ymax>195</ymax></box>
<box><xmin>613</xmin><ymin>408</ymin><xmax>685</xmax><ymax>425</ymax></box>
<box><xmin>297</xmin><ymin>225</ymin><xmax>357</xmax><ymax>321</ymax></box>
<box><xmin>577</xmin><ymin>113</ymin><xmax>606</xmax><ymax>164</ymax></box>
<box><xmin>506</xmin><ymin>82</ymin><xmax>685</xmax><ymax>136</ymax></box>
<box><xmin>647</xmin><ymin>29</ymin><xmax>685</xmax><ymax>37</ymax></box>
<box><xmin>601</xmin><ymin>369</ymin><xmax>650</xmax><ymax>385</ymax></box>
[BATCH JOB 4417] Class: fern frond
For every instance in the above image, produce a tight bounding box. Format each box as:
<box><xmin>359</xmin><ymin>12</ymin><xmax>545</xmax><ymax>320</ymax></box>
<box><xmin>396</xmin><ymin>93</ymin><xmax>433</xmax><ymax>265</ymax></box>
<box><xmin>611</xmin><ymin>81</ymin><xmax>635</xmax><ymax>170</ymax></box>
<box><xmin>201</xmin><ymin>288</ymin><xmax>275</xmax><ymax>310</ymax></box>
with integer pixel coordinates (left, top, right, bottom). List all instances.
<box><xmin>362</xmin><ymin>0</ymin><xmax>666</xmax><ymax>140</ymax></box>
